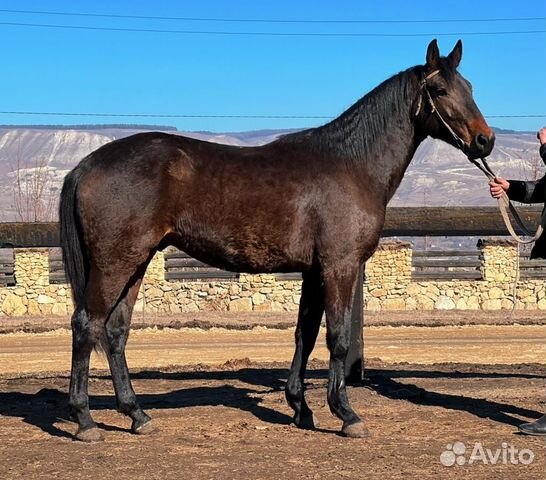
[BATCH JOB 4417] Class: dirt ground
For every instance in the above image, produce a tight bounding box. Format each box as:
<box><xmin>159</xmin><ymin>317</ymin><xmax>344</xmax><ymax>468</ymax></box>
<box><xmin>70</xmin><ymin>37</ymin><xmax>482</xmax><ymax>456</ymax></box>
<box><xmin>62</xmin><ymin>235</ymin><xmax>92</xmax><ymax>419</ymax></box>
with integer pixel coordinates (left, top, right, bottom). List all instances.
<box><xmin>0</xmin><ymin>315</ymin><xmax>545</xmax><ymax>479</ymax></box>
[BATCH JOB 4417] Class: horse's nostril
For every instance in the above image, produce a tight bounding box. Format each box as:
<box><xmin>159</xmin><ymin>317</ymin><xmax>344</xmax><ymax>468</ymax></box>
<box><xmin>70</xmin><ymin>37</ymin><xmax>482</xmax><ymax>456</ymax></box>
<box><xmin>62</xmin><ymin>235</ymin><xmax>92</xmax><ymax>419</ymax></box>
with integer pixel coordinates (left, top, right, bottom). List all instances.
<box><xmin>476</xmin><ymin>134</ymin><xmax>489</xmax><ymax>149</ymax></box>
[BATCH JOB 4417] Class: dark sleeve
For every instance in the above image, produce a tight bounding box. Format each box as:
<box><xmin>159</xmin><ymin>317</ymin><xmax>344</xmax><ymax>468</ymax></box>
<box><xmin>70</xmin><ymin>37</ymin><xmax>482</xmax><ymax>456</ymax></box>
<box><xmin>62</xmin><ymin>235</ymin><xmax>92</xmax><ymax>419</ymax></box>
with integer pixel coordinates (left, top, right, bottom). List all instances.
<box><xmin>540</xmin><ymin>143</ymin><xmax>546</xmax><ymax>162</ymax></box>
<box><xmin>506</xmin><ymin>180</ymin><xmax>527</xmax><ymax>202</ymax></box>
<box><xmin>507</xmin><ymin>176</ymin><xmax>546</xmax><ymax>204</ymax></box>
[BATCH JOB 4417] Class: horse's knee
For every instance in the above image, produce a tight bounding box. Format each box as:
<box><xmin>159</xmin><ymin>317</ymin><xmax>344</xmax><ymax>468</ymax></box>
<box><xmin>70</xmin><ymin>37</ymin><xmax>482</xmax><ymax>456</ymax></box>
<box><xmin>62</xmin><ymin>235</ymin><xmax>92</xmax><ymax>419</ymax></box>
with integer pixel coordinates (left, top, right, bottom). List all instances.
<box><xmin>71</xmin><ymin>308</ymin><xmax>91</xmax><ymax>343</ymax></box>
<box><xmin>71</xmin><ymin>307</ymin><xmax>88</xmax><ymax>332</ymax></box>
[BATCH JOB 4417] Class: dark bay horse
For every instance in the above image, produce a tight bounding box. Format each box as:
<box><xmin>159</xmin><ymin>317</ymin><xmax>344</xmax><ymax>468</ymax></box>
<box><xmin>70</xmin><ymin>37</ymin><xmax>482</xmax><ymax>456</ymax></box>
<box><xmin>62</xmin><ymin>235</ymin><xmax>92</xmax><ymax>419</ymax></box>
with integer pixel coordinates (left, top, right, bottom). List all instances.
<box><xmin>60</xmin><ymin>39</ymin><xmax>494</xmax><ymax>441</ymax></box>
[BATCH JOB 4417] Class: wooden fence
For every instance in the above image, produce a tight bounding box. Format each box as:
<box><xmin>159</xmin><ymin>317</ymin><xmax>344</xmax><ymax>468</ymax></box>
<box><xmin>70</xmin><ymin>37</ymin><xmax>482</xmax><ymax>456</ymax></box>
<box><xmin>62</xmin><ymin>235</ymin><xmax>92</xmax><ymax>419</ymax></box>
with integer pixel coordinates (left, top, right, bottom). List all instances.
<box><xmin>412</xmin><ymin>250</ymin><xmax>482</xmax><ymax>281</ymax></box>
<box><xmin>518</xmin><ymin>256</ymin><xmax>546</xmax><ymax>279</ymax></box>
<box><xmin>163</xmin><ymin>248</ymin><xmax>546</xmax><ymax>283</ymax></box>
<box><xmin>1</xmin><ymin>207</ymin><xmax>544</xmax><ymax>248</ymax></box>
<box><xmin>3</xmin><ymin>246</ymin><xmax>546</xmax><ymax>284</ymax></box>
<box><xmin>412</xmin><ymin>250</ymin><xmax>546</xmax><ymax>281</ymax></box>
<box><xmin>48</xmin><ymin>248</ymin><xmax>65</xmax><ymax>284</ymax></box>
<box><xmin>3</xmin><ymin>207</ymin><xmax>546</xmax><ymax>284</ymax></box>
<box><xmin>164</xmin><ymin>251</ymin><xmax>239</xmax><ymax>281</ymax></box>
<box><xmin>0</xmin><ymin>249</ymin><xmax>14</xmax><ymax>286</ymax></box>
<box><xmin>46</xmin><ymin>249</ymin><xmax>304</xmax><ymax>283</ymax></box>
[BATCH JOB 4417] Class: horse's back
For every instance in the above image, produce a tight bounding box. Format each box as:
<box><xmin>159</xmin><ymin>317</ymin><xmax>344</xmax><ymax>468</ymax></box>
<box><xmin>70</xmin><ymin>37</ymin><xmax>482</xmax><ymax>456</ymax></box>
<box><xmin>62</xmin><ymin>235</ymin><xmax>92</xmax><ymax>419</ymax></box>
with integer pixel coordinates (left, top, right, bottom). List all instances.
<box><xmin>70</xmin><ymin>132</ymin><xmax>323</xmax><ymax>272</ymax></box>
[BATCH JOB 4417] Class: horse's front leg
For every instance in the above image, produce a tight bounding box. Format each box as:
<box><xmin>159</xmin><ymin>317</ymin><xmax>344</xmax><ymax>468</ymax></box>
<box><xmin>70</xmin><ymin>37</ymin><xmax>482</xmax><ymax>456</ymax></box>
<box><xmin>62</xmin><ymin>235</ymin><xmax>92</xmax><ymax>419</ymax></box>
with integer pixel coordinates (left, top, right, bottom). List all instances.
<box><xmin>322</xmin><ymin>261</ymin><xmax>368</xmax><ymax>438</ymax></box>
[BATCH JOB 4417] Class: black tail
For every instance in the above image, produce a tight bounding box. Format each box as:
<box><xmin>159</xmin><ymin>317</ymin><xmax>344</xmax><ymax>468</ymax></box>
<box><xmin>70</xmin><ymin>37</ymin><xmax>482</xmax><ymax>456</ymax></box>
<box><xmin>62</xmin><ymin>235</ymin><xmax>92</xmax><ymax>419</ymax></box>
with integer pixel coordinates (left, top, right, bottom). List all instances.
<box><xmin>59</xmin><ymin>166</ymin><xmax>88</xmax><ymax>307</ymax></box>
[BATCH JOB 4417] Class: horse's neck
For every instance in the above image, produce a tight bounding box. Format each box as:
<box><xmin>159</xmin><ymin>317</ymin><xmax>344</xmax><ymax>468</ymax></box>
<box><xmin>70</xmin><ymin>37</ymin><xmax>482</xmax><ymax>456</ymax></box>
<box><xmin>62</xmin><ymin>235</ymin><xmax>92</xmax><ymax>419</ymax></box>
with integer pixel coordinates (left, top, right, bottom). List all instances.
<box><xmin>363</xmin><ymin>121</ymin><xmax>423</xmax><ymax>202</ymax></box>
<box><xmin>316</xmin><ymin>96</ymin><xmax>423</xmax><ymax>203</ymax></box>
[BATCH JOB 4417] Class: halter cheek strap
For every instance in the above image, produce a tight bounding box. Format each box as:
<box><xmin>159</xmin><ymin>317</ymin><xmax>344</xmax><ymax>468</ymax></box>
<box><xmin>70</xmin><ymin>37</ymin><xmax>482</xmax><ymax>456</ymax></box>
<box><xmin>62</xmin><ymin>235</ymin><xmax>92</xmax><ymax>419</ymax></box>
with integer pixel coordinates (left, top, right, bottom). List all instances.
<box><xmin>415</xmin><ymin>69</ymin><xmax>466</xmax><ymax>152</ymax></box>
<box><xmin>414</xmin><ymin>69</ymin><xmax>440</xmax><ymax>117</ymax></box>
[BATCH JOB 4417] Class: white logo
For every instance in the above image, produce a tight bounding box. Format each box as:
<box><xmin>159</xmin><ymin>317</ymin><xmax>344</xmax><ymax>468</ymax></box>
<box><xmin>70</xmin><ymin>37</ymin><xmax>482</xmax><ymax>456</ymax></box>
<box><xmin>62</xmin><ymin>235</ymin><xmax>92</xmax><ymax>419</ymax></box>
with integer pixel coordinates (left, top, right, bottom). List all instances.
<box><xmin>440</xmin><ymin>442</ymin><xmax>534</xmax><ymax>467</ymax></box>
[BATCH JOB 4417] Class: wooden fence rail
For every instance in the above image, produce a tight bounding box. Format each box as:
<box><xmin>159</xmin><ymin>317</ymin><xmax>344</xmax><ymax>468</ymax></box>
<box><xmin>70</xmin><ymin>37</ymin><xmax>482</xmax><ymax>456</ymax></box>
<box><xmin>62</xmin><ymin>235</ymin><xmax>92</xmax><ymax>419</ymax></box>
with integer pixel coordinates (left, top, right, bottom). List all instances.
<box><xmin>1</xmin><ymin>207</ymin><xmax>543</xmax><ymax>248</ymax></box>
<box><xmin>48</xmin><ymin>249</ymin><xmax>65</xmax><ymax>284</ymax></box>
<box><xmin>411</xmin><ymin>250</ymin><xmax>482</xmax><ymax>281</ymax></box>
<box><xmin>164</xmin><ymin>251</ymin><xmax>239</xmax><ymax>281</ymax></box>
<box><xmin>519</xmin><ymin>257</ymin><xmax>546</xmax><ymax>279</ymax></box>
<box><xmin>2</xmin><ymin>207</ymin><xmax>546</xmax><ymax>283</ymax></box>
<box><xmin>0</xmin><ymin>249</ymin><xmax>14</xmax><ymax>286</ymax></box>
<box><xmin>6</xmin><ymin>247</ymin><xmax>546</xmax><ymax>284</ymax></box>
<box><xmin>46</xmin><ymin>250</ymin><xmax>306</xmax><ymax>283</ymax></box>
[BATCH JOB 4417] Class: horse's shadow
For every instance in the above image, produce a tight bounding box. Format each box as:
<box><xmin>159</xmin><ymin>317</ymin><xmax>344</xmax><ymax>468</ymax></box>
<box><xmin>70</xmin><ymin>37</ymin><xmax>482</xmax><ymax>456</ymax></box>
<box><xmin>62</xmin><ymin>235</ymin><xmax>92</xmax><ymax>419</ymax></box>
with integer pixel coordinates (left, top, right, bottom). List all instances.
<box><xmin>0</xmin><ymin>366</ymin><xmax>543</xmax><ymax>438</ymax></box>
<box><xmin>0</xmin><ymin>381</ymin><xmax>292</xmax><ymax>439</ymax></box>
<box><xmin>365</xmin><ymin>369</ymin><xmax>545</xmax><ymax>428</ymax></box>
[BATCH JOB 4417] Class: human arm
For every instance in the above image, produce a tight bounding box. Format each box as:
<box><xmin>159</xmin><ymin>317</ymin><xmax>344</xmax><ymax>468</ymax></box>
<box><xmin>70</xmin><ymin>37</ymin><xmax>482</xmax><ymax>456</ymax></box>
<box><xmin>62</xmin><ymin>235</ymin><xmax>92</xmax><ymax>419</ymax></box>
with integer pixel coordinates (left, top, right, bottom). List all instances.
<box><xmin>489</xmin><ymin>128</ymin><xmax>546</xmax><ymax>203</ymax></box>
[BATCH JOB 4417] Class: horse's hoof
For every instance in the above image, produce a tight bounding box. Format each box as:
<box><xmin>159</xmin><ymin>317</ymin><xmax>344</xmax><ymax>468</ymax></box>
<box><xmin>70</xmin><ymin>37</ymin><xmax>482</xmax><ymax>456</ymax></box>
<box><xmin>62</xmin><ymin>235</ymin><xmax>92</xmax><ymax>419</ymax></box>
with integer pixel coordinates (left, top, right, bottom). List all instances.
<box><xmin>75</xmin><ymin>427</ymin><xmax>104</xmax><ymax>442</ymax></box>
<box><xmin>294</xmin><ymin>413</ymin><xmax>320</xmax><ymax>430</ymax></box>
<box><xmin>132</xmin><ymin>419</ymin><xmax>155</xmax><ymax>435</ymax></box>
<box><xmin>342</xmin><ymin>421</ymin><xmax>369</xmax><ymax>438</ymax></box>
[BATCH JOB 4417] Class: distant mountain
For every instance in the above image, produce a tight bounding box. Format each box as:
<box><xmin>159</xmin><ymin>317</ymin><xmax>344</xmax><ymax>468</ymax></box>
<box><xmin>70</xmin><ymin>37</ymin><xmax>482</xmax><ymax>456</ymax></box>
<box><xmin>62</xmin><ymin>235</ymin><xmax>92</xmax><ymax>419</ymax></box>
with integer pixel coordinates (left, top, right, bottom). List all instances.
<box><xmin>492</xmin><ymin>126</ymin><xmax>535</xmax><ymax>135</ymax></box>
<box><xmin>0</xmin><ymin>124</ymin><xmax>542</xmax><ymax>221</ymax></box>
<box><xmin>391</xmin><ymin>130</ymin><xmax>543</xmax><ymax>208</ymax></box>
<box><xmin>0</xmin><ymin>124</ymin><xmax>179</xmax><ymax>131</ymax></box>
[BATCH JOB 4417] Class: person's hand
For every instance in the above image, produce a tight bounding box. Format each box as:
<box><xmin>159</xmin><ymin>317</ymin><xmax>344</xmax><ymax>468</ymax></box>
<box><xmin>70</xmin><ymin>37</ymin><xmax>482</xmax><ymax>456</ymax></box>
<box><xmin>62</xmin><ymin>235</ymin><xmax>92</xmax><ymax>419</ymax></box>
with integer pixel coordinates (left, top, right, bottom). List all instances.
<box><xmin>537</xmin><ymin>127</ymin><xmax>546</xmax><ymax>145</ymax></box>
<box><xmin>489</xmin><ymin>177</ymin><xmax>510</xmax><ymax>199</ymax></box>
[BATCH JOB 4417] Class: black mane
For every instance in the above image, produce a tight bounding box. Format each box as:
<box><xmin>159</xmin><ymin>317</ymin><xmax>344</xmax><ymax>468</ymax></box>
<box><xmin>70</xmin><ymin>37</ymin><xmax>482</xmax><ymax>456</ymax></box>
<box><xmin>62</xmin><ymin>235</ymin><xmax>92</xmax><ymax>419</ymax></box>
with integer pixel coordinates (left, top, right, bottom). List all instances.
<box><xmin>279</xmin><ymin>65</ymin><xmax>424</xmax><ymax>161</ymax></box>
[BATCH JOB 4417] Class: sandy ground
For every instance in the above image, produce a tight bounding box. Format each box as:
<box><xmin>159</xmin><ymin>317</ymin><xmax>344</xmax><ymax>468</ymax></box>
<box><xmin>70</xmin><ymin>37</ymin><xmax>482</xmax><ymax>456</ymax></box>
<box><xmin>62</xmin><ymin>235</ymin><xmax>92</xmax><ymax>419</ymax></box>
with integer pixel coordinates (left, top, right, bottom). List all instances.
<box><xmin>0</xmin><ymin>324</ymin><xmax>544</xmax><ymax>376</ymax></box>
<box><xmin>0</xmin><ymin>318</ymin><xmax>545</xmax><ymax>479</ymax></box>
<box><xmin>3</xmin><ymin>309</ymin><xmax>546</xmax><ymax>333</ymax></box>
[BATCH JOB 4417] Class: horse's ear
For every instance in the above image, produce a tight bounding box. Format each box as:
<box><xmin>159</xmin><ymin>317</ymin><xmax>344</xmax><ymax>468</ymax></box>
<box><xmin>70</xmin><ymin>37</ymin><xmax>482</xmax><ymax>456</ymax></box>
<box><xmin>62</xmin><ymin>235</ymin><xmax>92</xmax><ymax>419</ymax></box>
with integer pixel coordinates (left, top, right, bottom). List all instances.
<box><xmin>448</xmin><ymin>40</ymin><xmax>463</xmax><ymax>68</ymax></box>
<box><xmin>426</xmin><ymin>39</ymin><xmax>440</xmax><ymax>69</ymax></box>
<box><xmin>427</xmin><ymin>39</ymin><xmax>440</xmax><ymax>70</ymax></box>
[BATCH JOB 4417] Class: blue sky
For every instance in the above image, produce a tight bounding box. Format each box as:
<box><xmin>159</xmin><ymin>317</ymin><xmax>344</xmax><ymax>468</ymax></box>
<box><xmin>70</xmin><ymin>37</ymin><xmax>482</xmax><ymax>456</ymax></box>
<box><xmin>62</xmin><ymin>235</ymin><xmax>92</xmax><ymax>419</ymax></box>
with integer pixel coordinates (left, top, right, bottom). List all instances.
<box><xmin>0</xmin><ymin>0</ymin><xmax>545</xmax><ymax>132</ymax></box>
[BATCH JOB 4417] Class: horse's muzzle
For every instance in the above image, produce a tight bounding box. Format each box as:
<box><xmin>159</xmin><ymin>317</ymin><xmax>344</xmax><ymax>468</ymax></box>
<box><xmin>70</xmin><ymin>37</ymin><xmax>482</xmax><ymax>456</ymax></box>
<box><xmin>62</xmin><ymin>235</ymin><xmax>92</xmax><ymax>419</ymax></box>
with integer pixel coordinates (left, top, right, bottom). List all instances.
<box><xmin>469</xmin><ymin>132</ymin><xmax>495</xmax><ymax>158</ymax></box>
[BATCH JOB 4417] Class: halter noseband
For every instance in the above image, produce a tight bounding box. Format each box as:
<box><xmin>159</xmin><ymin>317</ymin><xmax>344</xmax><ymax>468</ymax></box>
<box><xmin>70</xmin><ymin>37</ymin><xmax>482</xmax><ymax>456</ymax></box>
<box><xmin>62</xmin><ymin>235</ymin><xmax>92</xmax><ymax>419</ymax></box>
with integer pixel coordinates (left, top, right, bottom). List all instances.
<box><xmin>415</xmin><ymin>69</ymin><xmax>466</xmax><ymax>152</ymax></box>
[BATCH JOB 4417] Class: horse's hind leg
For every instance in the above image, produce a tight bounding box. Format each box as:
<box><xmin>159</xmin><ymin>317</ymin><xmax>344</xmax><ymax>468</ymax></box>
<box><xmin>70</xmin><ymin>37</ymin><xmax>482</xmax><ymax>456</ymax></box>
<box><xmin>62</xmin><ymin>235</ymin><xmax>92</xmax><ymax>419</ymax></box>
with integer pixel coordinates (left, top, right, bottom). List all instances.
<box><xmin>285</xmin><ymin>267</ymin><xmax>324</xmax><ymax>429</ymax></box>
<box><xmin>104</xmin><ymin>277</ymin><xmax>153</xmax><ymax>435</ymax></box>
<box><xmin>69</xmin><ymin>256</ymin><xmax>150</xmax><ymax>441</ymax></box>
<box><xmin>69</xmin><ymin>306</ymin><xmax>103</xmax><ymax>442</ymax></box>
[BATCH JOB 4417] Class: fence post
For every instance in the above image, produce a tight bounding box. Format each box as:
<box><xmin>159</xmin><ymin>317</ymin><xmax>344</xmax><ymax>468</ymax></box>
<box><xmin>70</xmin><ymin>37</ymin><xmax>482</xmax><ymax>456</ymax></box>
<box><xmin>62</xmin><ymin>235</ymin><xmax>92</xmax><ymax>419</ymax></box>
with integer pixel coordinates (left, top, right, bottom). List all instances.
<box><xmin>144</xmin><ymin>251</ymin><xmax>165</xmax><ymax>284</ymax></box>
<box><xmin>477</xmin><ymin>239</ymin><xmax>517</xmax><ymax>282</ymax></box>
<box><xmin>14</xmin><ymin>248</ymin><xmax>49</xmax><ymax>289</ymax></box>
<box><xmin>365</xmin><ymin>241</ymin><xmax>413</xmax><ymax>311</ymax></box>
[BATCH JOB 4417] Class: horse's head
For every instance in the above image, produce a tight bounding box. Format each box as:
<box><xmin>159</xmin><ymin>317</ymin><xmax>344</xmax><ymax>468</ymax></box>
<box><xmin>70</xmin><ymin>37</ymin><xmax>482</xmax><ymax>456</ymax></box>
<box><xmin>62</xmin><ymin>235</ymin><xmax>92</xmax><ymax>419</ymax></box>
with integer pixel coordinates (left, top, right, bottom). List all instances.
<box><xmin>415</xmin><ymin>39</ymin><xmax>494</xmax><ymax>160</ymax></box>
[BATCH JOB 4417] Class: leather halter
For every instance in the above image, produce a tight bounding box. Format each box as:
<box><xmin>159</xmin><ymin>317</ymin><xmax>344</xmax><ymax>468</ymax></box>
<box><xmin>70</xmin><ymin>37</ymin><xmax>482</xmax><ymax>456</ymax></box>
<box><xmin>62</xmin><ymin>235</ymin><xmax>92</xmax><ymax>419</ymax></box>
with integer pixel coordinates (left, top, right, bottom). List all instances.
<box><xmin>415</xmin><ymin>69</ymin><xmax>466</xmax><ymax>151</ymax></box>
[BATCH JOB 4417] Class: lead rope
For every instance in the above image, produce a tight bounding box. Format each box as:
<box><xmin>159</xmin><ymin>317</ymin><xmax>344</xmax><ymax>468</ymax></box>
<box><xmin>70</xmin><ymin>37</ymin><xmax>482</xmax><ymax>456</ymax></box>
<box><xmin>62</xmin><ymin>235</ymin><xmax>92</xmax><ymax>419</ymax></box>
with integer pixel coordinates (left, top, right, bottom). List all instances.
<box><xmin>469</xmin><ymin>156</ymin><xmax>545</xmax><ymax>244</ymax></box>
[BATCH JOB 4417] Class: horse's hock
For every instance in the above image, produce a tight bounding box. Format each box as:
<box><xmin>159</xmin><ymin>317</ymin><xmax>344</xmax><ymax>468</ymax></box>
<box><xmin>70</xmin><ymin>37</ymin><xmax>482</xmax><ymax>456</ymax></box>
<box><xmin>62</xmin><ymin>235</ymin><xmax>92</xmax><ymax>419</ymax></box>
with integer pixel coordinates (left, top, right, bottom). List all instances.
<box><xmin>0</xmin><ymin>240</ymin><xmax>544</xmax><ymax>317</ymax></box>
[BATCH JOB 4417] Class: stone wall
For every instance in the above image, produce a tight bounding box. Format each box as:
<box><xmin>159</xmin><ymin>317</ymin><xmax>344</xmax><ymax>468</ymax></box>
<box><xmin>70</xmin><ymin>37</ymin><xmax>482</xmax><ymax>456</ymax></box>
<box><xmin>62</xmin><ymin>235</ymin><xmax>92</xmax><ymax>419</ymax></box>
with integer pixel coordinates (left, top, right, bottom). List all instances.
<box><xmin>0</xmin><ymin>249</ymin><xmax>73</xmax><ymax>317</ymax></box>
<box><xmin>1</xmin><ymin>240</ymin><xmax>545</xmax><ymax>317</ymax></box>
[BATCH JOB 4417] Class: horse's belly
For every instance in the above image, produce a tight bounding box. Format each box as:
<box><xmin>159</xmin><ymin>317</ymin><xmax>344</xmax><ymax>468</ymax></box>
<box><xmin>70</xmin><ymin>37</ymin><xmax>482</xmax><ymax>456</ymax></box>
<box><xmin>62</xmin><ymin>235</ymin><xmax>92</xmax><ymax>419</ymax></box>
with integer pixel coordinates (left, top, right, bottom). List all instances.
<box><xmin>173</xmin><ymin>231</ymin><xmax>312</xmax><ymax>274</ymax></box>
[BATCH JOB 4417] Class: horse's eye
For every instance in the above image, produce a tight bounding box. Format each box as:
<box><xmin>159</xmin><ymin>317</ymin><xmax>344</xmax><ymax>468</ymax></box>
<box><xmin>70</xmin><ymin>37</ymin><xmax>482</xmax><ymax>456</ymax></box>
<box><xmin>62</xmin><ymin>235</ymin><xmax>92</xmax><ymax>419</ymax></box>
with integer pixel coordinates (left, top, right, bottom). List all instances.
<box><xmin>433</xmin><ymin>88</ymin><xmax>448</xmax><ymax>97</ymax></box>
